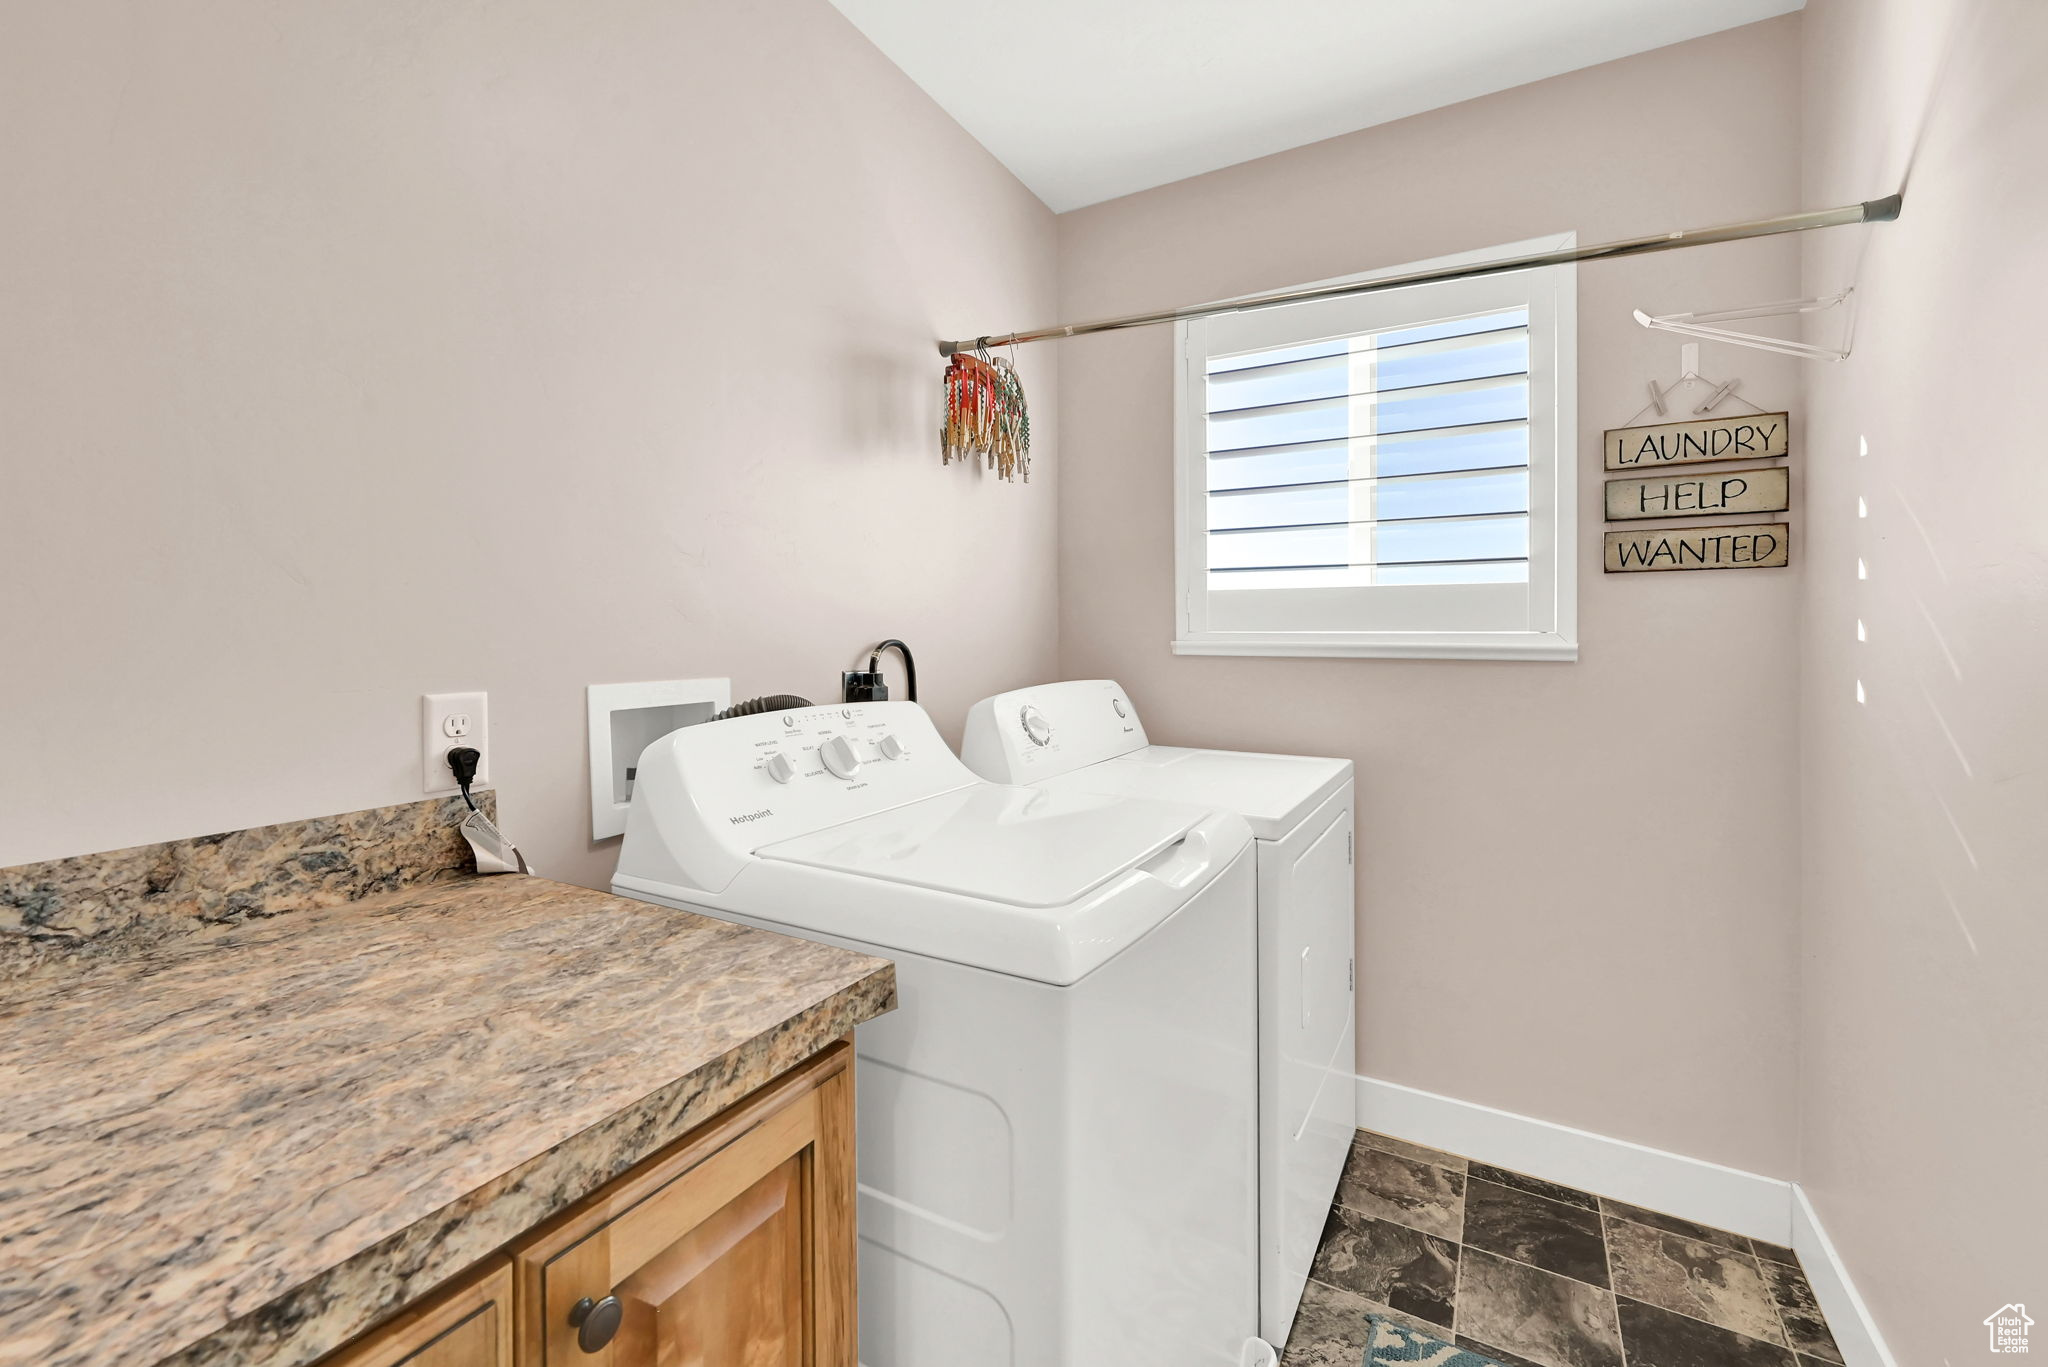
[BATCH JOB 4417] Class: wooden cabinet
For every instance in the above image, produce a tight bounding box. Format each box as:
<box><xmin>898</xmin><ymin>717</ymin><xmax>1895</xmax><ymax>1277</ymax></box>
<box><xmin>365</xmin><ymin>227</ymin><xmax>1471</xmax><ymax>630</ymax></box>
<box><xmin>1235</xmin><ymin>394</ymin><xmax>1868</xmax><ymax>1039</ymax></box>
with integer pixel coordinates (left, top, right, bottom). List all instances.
<box><xmin>320</xmin><ymin>1260</ymin><xmax>513</xmax><ymax>1367</ymax></box>
<box><xmin>315</xmin><ymin>1041</ymin><xmax>855</xmax><ymax>1367</ymax></box>
<box><xmin>513</xmin><ymin>1039</ymin><xmax>855</xmax><ymax>1367</ymax></box>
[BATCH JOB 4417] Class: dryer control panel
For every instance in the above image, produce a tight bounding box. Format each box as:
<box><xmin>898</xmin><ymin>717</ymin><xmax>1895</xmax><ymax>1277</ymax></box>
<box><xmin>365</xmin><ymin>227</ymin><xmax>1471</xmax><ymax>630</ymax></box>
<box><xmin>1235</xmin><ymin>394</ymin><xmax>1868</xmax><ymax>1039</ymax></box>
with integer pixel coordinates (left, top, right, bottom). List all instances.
<box><xmin>961</xmin><ymin>679</ymin><xmax>1150</xmax><ymax>784</ymax></box>
<box><xmin>617</xmin><ymin>701</ymin><xmax>981</xmax><ymax>893</ymax></box>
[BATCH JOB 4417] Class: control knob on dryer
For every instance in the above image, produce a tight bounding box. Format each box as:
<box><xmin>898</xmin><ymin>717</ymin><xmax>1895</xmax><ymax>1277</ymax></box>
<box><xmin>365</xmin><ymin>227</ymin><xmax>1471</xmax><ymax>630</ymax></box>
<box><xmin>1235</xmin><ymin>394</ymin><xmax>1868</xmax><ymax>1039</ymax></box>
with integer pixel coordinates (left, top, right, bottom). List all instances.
<box><xmin>1020</xmin><ymin>704</ymin><xmax>1054</xmax><ymax>747</ymax></box>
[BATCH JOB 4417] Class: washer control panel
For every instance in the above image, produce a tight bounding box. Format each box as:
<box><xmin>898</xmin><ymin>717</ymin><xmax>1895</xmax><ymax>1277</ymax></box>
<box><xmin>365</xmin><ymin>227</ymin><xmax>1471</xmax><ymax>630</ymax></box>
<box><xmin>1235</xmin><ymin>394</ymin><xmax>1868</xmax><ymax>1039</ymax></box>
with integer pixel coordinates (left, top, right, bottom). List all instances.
<box><xmin>619</xmin><ymin>701</ymin><xmax>982</xmax><ymax>893</ymax></box>
<box><xmin>648</xmin><ymin>702</ymin><xmax>961</xmax><ymax>821</ymax></box>
<box><xmin>749</xmin><ymin>710</ymin><xmax>913</xmax><ymax>789</ymax></box>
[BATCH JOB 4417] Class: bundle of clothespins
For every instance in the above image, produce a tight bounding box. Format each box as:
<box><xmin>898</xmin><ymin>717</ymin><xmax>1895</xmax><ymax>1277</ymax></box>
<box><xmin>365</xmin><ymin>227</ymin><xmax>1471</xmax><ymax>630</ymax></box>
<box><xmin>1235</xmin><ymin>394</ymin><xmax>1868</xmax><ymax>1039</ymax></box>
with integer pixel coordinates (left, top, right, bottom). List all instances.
<box><xmin>941</xmin><ymin>344</ymin><xmax>1031</xmax><ymax>482</ymax></box>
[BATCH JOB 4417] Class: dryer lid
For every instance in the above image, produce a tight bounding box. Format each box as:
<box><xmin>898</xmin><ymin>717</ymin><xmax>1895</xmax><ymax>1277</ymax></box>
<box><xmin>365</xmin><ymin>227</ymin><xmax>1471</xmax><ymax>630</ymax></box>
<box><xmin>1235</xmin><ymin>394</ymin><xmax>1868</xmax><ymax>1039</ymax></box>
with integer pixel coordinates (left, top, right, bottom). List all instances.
<box><xmin>1041</xmin><ymin>747</ymin><xmax>1352</xmax><ymax>841</ymax></box>
<box><xmin>755</xmin><ymin>783</ymin><xmax>1204</xmax><ymax>908</ymax></box>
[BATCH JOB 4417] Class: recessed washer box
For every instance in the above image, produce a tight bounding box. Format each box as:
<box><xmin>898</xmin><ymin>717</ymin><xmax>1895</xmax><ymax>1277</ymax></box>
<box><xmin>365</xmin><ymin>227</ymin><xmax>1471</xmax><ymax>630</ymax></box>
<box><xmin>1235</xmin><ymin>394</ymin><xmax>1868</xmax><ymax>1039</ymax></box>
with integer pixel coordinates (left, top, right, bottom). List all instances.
<box><xmin>586</xmin><ymin>678</ymin><xmax>730</xmax><ymax>839</ymax></box>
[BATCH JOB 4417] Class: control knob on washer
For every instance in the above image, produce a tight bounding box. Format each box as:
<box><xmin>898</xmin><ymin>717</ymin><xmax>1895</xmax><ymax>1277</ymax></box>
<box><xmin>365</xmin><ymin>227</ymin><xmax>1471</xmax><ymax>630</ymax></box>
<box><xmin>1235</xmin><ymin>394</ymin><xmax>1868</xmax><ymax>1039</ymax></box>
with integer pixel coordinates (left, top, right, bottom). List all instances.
<box><xmin>819</xmin><ymin>735</ymin><xmax>863</xmax><ymax>779</ymax></box>
<box><xmin>763</xmin><ymin>752</ymin><xmax>796</xmax><ymax>784</ymax></box>
<box><xmin>877</xmin><ymin>734</ymin><xmax>906</xmax><ymax>760</ymax></box>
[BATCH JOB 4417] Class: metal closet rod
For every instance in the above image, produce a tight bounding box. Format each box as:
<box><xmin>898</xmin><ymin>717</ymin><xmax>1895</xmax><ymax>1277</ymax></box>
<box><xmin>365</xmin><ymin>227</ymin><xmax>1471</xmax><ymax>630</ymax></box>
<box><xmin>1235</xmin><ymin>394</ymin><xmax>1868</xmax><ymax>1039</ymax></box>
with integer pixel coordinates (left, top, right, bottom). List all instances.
<box><xmin>936</xmin><ymin>193</ymin><xmax>1903</xmax><ymax>357</ymax></box>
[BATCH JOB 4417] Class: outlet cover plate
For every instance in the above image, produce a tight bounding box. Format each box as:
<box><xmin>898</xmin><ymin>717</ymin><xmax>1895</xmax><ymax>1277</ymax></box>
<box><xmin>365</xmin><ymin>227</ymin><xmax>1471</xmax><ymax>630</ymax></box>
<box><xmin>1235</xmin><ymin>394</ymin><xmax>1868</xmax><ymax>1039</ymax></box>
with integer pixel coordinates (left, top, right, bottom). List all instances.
<box><xmin>423</xmin><ymin>691</ymin><xmax>489</xmax><ymax>796</ymax></box>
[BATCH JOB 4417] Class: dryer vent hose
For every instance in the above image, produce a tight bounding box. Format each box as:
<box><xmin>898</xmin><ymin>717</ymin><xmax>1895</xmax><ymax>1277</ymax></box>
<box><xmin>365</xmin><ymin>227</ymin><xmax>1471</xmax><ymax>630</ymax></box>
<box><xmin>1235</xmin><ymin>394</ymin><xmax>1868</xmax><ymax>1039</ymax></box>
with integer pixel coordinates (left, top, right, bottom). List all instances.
<box><xmin>714</xmin><ymin>694</ymin><xmax>813</xmax><ymax>721</ymax></box>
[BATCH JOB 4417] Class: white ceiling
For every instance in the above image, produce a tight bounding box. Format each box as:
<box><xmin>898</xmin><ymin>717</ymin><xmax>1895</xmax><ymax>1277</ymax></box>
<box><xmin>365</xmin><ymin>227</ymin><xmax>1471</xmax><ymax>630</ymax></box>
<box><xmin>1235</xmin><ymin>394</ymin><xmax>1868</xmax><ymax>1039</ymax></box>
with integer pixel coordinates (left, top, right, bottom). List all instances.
<box><xmin>829</xmin><ymin>0</ymin><xmax>1802</xmax><ymax>212</ymax></box>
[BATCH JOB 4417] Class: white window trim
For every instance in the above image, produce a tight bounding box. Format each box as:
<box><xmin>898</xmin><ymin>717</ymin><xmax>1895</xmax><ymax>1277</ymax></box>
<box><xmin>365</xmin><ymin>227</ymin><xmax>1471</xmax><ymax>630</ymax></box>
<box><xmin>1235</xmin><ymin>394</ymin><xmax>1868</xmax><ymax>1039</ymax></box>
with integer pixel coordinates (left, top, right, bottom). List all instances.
<box><xmin>1172</xmin><ymin>233</ymin><xmax>1578</xmax><ymax>662</ymax></box>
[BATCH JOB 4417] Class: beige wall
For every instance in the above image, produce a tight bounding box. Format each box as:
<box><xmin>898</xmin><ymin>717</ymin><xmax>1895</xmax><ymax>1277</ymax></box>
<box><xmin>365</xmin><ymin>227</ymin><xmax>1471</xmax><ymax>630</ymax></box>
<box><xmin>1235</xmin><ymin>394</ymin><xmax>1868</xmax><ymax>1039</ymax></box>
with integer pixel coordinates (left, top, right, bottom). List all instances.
<box><xmin>1798</xmin><ymin>0</ymin><xmax>2048</xmax><ymax>1357</ymax></box>
<box><xmin>1056</xmin><ymin>19</ymin><xmax>1807</xmax><ymax>1176</ymax></box>
<box><xmin>0</xmin><ymin>0</ymin><xmax>1059</xmax><ymax>886</ymax></box>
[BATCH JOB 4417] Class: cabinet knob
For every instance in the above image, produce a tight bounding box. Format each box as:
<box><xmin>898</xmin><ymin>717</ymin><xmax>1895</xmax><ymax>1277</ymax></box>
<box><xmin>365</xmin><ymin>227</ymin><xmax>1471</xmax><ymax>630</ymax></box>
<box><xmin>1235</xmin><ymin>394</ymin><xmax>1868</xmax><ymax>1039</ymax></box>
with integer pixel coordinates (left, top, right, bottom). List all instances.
<box><xmin>569</xmin><ymin>1295</ymin><xmax>623</xmax><ymax>1353</ymax></box>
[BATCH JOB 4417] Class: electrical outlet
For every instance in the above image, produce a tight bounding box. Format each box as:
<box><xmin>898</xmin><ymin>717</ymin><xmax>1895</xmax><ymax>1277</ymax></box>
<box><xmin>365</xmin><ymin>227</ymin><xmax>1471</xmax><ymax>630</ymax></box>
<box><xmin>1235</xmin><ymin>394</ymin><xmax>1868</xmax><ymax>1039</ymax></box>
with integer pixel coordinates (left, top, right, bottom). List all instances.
<box><xmin>422</xmin><ymin>691</ymin><xmax>489</xmax><ymax>796</ymax></box>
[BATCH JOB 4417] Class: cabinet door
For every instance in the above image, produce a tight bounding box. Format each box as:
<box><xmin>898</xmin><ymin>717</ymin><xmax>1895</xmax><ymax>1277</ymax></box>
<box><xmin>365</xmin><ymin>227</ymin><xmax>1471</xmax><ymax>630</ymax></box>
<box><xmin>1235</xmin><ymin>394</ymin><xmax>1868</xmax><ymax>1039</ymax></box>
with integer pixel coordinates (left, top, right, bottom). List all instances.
<box><xmin>513</xmin><ymin>1040</ymin><xmax>855</xmax><ymax>1367</ymax></box>
<box><xmin>322</xmin><ymin>1259</ymin><xmax>513</xmax><ymax>1367</ymax></box>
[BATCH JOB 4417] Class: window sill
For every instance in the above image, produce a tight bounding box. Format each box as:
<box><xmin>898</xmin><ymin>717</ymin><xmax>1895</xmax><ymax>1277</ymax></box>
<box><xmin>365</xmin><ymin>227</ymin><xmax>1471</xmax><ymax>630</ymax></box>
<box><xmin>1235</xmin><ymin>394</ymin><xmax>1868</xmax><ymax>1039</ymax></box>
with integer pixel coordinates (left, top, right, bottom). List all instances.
<box><xmin>1171</xmin><ymin>634</ymin><xmax>1578</xmax><ymax>662</ymax></box>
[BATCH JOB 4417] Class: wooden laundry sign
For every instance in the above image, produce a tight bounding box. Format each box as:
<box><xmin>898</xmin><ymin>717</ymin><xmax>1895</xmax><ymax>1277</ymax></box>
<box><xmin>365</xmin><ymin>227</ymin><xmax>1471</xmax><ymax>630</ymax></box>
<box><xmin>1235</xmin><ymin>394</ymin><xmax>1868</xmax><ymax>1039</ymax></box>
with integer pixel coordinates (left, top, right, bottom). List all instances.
<box><xmin>1605</xmin><ymin>466</ymin><xmax>1789</xmax><ymax>521</ymax></box>
<box><xmin>1604</xmin><ymin>411</ymin><xmax>1789</xmax><ymax>470</ymax></box>
<box><xmin>1605</xmin><ymin>522</ymin><xmax>1790</xmax><ymax>573</ymax></box>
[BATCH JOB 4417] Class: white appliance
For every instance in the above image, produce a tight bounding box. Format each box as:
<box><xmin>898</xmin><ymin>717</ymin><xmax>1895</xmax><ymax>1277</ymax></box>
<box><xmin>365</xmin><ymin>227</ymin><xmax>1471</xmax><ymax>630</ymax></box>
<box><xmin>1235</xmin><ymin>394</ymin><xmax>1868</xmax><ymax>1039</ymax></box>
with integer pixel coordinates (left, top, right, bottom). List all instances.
<box><xmin>612</xmin><ymin>700</ymin><xmax>1264</xmax><ymax>1367</ymax></box>
<box><xmin>961</xmin><ymin>680</ymin><xmax>1356</xmax><ymax>1348</ymax></box>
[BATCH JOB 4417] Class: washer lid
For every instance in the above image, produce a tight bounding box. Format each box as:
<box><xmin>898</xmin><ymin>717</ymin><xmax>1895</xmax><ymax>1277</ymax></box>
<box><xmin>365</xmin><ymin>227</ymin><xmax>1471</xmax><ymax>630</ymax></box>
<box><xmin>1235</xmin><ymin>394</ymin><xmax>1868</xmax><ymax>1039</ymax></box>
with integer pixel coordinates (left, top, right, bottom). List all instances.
<box><xmin>1039</xmin><ymin>747</ymin><xmax>1352</xmax><ymax>841</ymax></box>
<box><xmin>755</xmin><ymin>783</ymin><xmax>1203</xmax><ymax>908</ymax></box>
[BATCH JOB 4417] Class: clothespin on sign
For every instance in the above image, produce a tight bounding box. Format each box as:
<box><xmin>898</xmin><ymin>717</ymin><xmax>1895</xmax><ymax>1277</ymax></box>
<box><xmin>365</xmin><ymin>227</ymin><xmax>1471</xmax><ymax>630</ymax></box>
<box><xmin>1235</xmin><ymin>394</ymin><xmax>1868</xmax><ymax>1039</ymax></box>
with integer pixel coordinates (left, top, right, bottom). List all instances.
<box><xmin>1630</xmin><ymin>343</ymin><xmax>1759</xmax><ymax>426</ymax></box>
<box><xmin>1697</xmin><ymin>379</ymin><xmax>1742</xmax><ymax>416</ymax></box>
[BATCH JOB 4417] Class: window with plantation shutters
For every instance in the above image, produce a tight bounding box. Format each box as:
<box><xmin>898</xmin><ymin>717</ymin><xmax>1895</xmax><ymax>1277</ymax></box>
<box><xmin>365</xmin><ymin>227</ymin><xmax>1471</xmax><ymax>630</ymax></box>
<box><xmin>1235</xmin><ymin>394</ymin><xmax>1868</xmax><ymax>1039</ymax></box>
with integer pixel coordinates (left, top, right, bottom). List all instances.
<box><xmin>1175</xmin><ymin>238</ymin><xmax>1578</xmax><ymax>659</ymax></box>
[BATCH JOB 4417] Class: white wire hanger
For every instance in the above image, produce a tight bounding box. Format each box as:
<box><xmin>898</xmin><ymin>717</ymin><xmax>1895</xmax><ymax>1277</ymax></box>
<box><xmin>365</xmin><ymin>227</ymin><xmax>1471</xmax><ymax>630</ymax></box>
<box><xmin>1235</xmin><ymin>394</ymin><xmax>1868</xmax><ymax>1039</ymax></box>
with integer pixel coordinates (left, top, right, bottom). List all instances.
<box><xmin>1633</xmin><ymin>287</ymin><xmax>1856</xmax><ymax>362</ymax></box>
<box><xmin>1626</xmin><ymin>342</ymin><xmax>1772</xmax><ymax>425</ymax></box>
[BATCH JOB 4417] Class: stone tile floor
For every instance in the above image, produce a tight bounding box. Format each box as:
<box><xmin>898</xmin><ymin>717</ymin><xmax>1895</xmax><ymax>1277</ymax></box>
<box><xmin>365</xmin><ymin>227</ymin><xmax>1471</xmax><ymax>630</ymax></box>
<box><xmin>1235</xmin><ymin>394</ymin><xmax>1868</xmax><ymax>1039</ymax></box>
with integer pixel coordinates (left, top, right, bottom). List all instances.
<box><xmin>1283</xmin><ymin>1130</ymin><xmax>1845</xmax><ymax>1367</ymax></box>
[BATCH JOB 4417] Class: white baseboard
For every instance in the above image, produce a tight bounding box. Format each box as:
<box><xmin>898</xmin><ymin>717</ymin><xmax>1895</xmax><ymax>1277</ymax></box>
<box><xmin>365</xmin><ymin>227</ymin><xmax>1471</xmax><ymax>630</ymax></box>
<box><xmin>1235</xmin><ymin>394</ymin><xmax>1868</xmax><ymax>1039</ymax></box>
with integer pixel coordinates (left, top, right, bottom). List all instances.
<box><xmin>1354</xmin><ymin>1074</ymin><xmax>1793</xmax><ymax>1245</ymax></box>
<box><xmin>1352</xmin><ymin>1075</ymin><xmax>1898</xmax><ymax>1367</ymax></box>
<box><xmin>1791</xmin><ymin>1184</ymin><xmax>1898</xmax><ymax>1367</ymax></box>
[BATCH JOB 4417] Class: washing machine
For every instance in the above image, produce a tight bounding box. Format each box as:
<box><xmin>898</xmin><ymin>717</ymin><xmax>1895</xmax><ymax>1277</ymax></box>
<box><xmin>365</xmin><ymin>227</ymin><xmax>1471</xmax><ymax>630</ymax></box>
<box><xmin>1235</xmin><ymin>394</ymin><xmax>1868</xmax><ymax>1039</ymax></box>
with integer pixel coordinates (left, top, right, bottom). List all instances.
<box><xmin>612</xmin><ymin>700</ymin><xmax>1264</xmax><ymax>1367</ymax></box>
<box><xmin>962</xmin><ymin>680</ymin><xmax>1356</xmax><ymax>1348</ymax></box>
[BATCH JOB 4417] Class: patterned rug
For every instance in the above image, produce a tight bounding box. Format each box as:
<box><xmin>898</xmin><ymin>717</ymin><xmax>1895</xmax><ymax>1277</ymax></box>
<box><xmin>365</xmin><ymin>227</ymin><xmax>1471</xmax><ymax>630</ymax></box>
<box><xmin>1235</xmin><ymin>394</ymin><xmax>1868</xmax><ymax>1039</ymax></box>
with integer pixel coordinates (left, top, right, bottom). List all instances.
<box><xmin>1365</xmin><ymin>1315</ymin><xmax>1507</xmax><ymax>1367</ymax></box>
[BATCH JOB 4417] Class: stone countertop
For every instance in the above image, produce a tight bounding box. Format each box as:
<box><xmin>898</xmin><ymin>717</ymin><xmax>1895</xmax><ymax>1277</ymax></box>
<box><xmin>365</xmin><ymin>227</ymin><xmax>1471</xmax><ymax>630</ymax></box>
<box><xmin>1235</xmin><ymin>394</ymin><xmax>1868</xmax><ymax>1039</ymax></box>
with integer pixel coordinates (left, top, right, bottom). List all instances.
<box><xmin>0</xmin><ymin>874</ymin><xmax>895</xmax><ymax>1367</ymax></box>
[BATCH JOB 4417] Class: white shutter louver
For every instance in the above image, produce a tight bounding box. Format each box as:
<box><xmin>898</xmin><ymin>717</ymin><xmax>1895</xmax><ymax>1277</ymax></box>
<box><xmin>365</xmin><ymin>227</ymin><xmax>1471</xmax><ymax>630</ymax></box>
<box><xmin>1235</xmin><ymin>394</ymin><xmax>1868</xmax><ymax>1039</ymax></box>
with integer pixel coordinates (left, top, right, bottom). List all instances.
<box><xmin>1203</xmin><ymin>309</ymin><xmax>1532</xmax><ymax>589</ymax></box>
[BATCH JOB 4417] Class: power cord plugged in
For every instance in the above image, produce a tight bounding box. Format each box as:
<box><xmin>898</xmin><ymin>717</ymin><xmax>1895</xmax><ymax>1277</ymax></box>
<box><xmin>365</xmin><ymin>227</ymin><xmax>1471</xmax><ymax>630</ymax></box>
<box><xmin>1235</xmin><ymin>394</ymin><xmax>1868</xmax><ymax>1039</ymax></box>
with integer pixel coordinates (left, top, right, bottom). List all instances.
<box><xmin>841</xmin><ymin>669</ymin><xmax>888</xmax><ymax>702</ymax></box>
<box><xmin>844</xmin><ymin>639</ymin><xmax>916</xmax><ymax>704</ymax></box>
<box><xmin>443</xmin><ymin>746</ymin><xmax>533</xmax><ymax>876</ymax></box>
<box><xmin>446</xmin><ymin>746</ymin><xmax>483</xmax><ymax>810</ymax></box>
